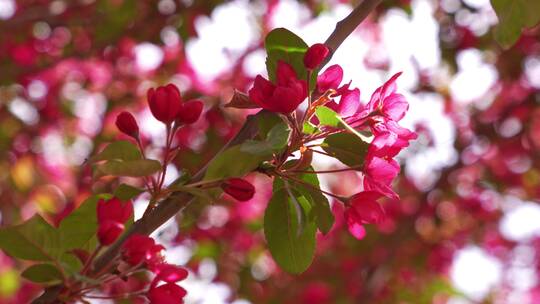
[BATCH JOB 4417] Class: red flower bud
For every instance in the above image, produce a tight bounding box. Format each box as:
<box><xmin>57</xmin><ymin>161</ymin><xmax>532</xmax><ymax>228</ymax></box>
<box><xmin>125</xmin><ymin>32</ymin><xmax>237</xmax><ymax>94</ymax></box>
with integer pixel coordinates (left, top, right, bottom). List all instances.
<box><xmin>152</xmin><ymin>264</ymin><xmax>189</xmax><ymax>285</ymax></box>
<box><xmin>221</xmin><ymin>178</ymin><xmax>255</xmax><ymax>201</ymax></box>
<box><xmin>98</xmin><ymin>220</ymin><xmax>124</xmax><ymax>245</ymax></box>
<box><xmin>115</xmin><ymin>111</ymin><xmax>139</xmax><ymax>138</ymax></box>
<box><xmin>176</xmin><ymin>99</ymin><xmax>203</xmax><ymax>124</ymax></box>
<box><xmin>147</xmin><ymin>84</ymin><xmax>182</xmax><ymax>124</ymax></box>
<box><xmin>148</xmin><ymin>283</ymin><xmax>187</xmax><ymax>304</ymax></box>
<box><xmin>122</xmin><ymin>234</ymin><xmax>165</xmax><ymax>266</ymax></box>
<box><xmin>304</xmin><ymin>43</ymin><xmax>329</xmax><ymax>70</ymax></box>
<box><xmin>97</xmin><ymin>197</ymin><xmax>133</xmax><ymax>225</ymax></box>
<box><xmin>248</xmin><ymin>61</ymin><xmax>307</xmax><ymax>114</ymax></box>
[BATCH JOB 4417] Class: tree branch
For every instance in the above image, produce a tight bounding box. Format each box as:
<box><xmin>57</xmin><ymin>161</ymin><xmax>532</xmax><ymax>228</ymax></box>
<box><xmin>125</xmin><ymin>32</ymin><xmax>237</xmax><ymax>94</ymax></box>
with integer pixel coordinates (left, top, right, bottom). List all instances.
<box><xmin>32</xmin><ymin>1</ymin><xmax>382</xmax><ymax>302</ymax></box>
<box><xmin>324</xmin><ymin>0</ymin><xmax>383</xmax><ymax>54</ymax></box>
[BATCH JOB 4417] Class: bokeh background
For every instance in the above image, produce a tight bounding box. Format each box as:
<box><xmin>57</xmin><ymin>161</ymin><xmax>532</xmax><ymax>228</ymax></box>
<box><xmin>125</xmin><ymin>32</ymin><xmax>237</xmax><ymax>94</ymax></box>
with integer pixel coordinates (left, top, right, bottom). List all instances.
<box><xmin>1</xmin><ymin>0</ymin><xmax>540</xmax><ymax>303</ymax></box>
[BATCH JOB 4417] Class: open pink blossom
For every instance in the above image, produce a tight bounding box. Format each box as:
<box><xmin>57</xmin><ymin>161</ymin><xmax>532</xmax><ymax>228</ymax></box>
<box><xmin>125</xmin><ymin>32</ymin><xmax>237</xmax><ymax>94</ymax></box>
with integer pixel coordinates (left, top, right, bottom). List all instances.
<box><xmin>345</xmin><ymin>191</ymin><xmax>385</xmax><ymax>240</ymax></box>
<box><xmin>317</xmin><ymin>64</ymin><xmax>343</xmax><ymax>93</ymax></box>
<box><xmin>364</xmin><ymin>72</ymin><xmax>409</xmax><ymax>122</ymax></box>
<box><xmin>363</xmin><ymin>156</ymin><xmax>400</xmax><ymax>200</ymax></box>
<box><xmin>369</xmin><ymin>121</ymin><xmax>418</xmax><ymax>158</ymax></box>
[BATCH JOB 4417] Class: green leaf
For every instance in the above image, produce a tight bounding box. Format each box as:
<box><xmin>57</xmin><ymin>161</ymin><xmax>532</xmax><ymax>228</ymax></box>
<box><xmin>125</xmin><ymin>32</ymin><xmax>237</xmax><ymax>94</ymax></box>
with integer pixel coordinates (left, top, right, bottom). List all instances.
<box><xmin>322</xmin><ymin>132</ymin><xmax>369</xmax><ymax>168</ymax></box>
<box><xmin>205</xmin><ymin>112</ymin><xmax>287</xmax><ymax>180</ymax></box>
<box><xmin>523</xmin><ymin>1</ymin><xmax>540</xmax><ymax>27</ymax></box>
<box><xmin>315</xmin><ymin>106</ymin><xmax>341</xmax><ymax>127</ymax></box>
<box><xmin>491</xmin><ymin>0</ymin><xmax>540</xmax><ymax>48</ymax></box>
<box><xmin>303</xmin><ymin>122</ymin><xmax>318</xmax><ymax>135</ymax></box>
<box><xmin>292</xmin><ymin>171</ymin><xmax>335</xmax><ymax>235</ymax></box>
<box><xmin>264</xmin><ymin>28</ymin><xmax>318</xmax><ymax>90</ymax></box>
<box><xmin>91</xmin><ymin>141</ymin><xmax>141</xmax><ymax>162</ymax></box>
<box><xmin>95</xmin><ymin>159</ymin><xmax>162</xmax><ymax>177</ymax></box>
<box><xmin>265</xmin><ymin>28</ymin><xmax>308</xmax><ymax>81</ymax></box>
<box><xmin>241</xmin><ymin>120</ymin><xmax>291</xmax><ymax>155</ymax></box>
<box><xmin>264</xmin><ymin>189</ymin><xmax>317</xmax><ymax>274</ymax></box>
<box><xmin>167</xmin><ymin>185</ymin><xmax>214</xmax><ymax>203</ymax></box>
<box><xmin>0</xmin><ymin>216</ymin><xmax>63</xmax><ymax>261</ymax></box>
<box><xmin>21</xmin><ymin>264</ymin><xmax>63</xmax><ymax>284</ymax></box>
<box><xmin>0</xmin><ymin>196</ymin><xmax>105</xmax><ymax>278</ymax></box>
<box><xmin>256</xmin><ymin>112</ymin><xmax>286</xmax><ymax>139</ymax></box>
<box><xmin>58</xmin><ymin>195</ymin><xmax>101</xmax><ymax>251</ymax></box>
<box><xmin>114</xmin><ymin>184</ymin><xmax>145</xmax><ymax>200</ymax></box>
<box><xmin>204</xmin><ymin>145</ymin><xmax>267</xmax><ymax>180</ymax></box>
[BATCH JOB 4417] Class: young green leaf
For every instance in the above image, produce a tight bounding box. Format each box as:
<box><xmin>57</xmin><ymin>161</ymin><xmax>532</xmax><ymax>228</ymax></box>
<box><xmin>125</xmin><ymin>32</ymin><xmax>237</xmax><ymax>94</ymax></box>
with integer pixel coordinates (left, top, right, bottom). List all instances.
<box><xmin>315</xmin><ymin>106</ymin><xmax>341</xmax><ymax>127</ymax></box>
<box><xmin>303</xmin><ymin>122</ymin><xmax>318</xmax><ymax>135</ymax></box>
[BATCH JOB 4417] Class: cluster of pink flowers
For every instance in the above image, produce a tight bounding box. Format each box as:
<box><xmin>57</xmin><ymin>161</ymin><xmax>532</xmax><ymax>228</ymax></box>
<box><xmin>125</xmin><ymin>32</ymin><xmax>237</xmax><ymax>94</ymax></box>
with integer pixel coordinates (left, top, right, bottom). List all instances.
<box><xmin>96</xmin><ymin>197</ymin><xmax>189</xmax><ymax>303</ymax></box>
<box><xmin>320</xmin><ymin>67</ymin><xmax>417</xmax><ymax>239</ymax></box>
<box><xmin>247</xmin><ymin>43</ymin><xmax>417</xmax><ymax>240</ymax></box>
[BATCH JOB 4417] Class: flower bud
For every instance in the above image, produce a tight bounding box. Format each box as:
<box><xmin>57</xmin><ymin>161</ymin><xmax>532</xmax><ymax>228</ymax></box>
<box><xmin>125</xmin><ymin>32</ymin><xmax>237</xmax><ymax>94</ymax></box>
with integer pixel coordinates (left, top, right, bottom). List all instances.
<box><xmin>115</xmin><ymin>111</ymin><xmax>139</xmax><ymax>138</ymax></box>
<box><xmin>97</xmin><ymin>197</ymin><xmax>133</xmax><ymax>225</ymax></box>
<box><xmin>147</xmin><ymin>84</ymin><xmax>182</xmax><ymax>124</ymax></box>
<box><xmin>304</xmin><ymin>43</ymin><xmax>329</xmax><ymax>70</ymax></box>
<box><xmin>122</xmin><ymin>234</ymin><xmax>165</xmax><ymax>266</ymax></box>
<box><xmin>98</xmin><ymin>221</ymin><xmax>124</xmax><ymax>245</ymax></box>
<box><xmin>177</xmin><ymin>100</ymin><xmax>203</xmax><ymax>124</ymax></box>
<box><xmin>148</xmin><ymin>283</ymin><xmax>187</xmax><ymax>304</ymax></box>
<box><xmin>221</xmin><ymin>178</ymin><xmax>255</xmax><ymax>201</ymax></box>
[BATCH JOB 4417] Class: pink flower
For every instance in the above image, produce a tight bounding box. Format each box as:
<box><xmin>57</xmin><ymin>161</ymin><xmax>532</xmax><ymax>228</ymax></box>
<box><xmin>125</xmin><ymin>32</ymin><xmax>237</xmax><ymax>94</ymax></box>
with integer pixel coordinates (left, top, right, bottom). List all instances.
<box><xmin>363</xmin><ymin>156</ymin><xmax>400</xmax><ymax>200</ymax></box>
<box><xmin>345</xmin><ymin>191</ymin><xmax>385</xmax><ymax>240</ymax></box>
<box><xmin>148</xmin><ymin>264</ymin><xmax>189</xmax><ymax>304</ymax></box>
<box><xmin>368</xmin><ymin>120</ymin><xmax>418</xmax><ymax>158</ymax></box>
<box><xmin>122</xmin><ymin>234</ymin><xmax>165</xmax><ymax>267</ymax></box>
<box><xmin>365</xmin><ymin>72</ymin><xmax>409</xmax><ymax>122</ymax></box>
<box><xmin>248</xmin><ymin>61</ymin><xmax>307</xmax><ymax>114</ymax></box>
<box><xmin>316</xmin><ymin>65</ymin><xmax>364</xmax><ymax>119</ymax></box>
<box><xmin>327</xmin><ymin>85</ymin><xmax>362</xmax><ymax>118</ymax></box>
<box><xmin>317</xmin><ymin>64</ymin><xmax>343</xmax><ymax>93</ymax></box>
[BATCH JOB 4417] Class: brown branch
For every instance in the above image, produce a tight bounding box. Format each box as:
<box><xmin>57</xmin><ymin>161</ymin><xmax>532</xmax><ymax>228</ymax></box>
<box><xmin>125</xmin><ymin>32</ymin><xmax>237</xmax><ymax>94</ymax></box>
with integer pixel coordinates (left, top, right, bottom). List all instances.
<box><xmin>32</xmin><ymin>1</ymin><xmax>382</xmax><ymax>302</ymax></box>
<box><xmin>324</xmin><ymin>0</ymin><xmax>383</xmax><ymax>57</ymax></box>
